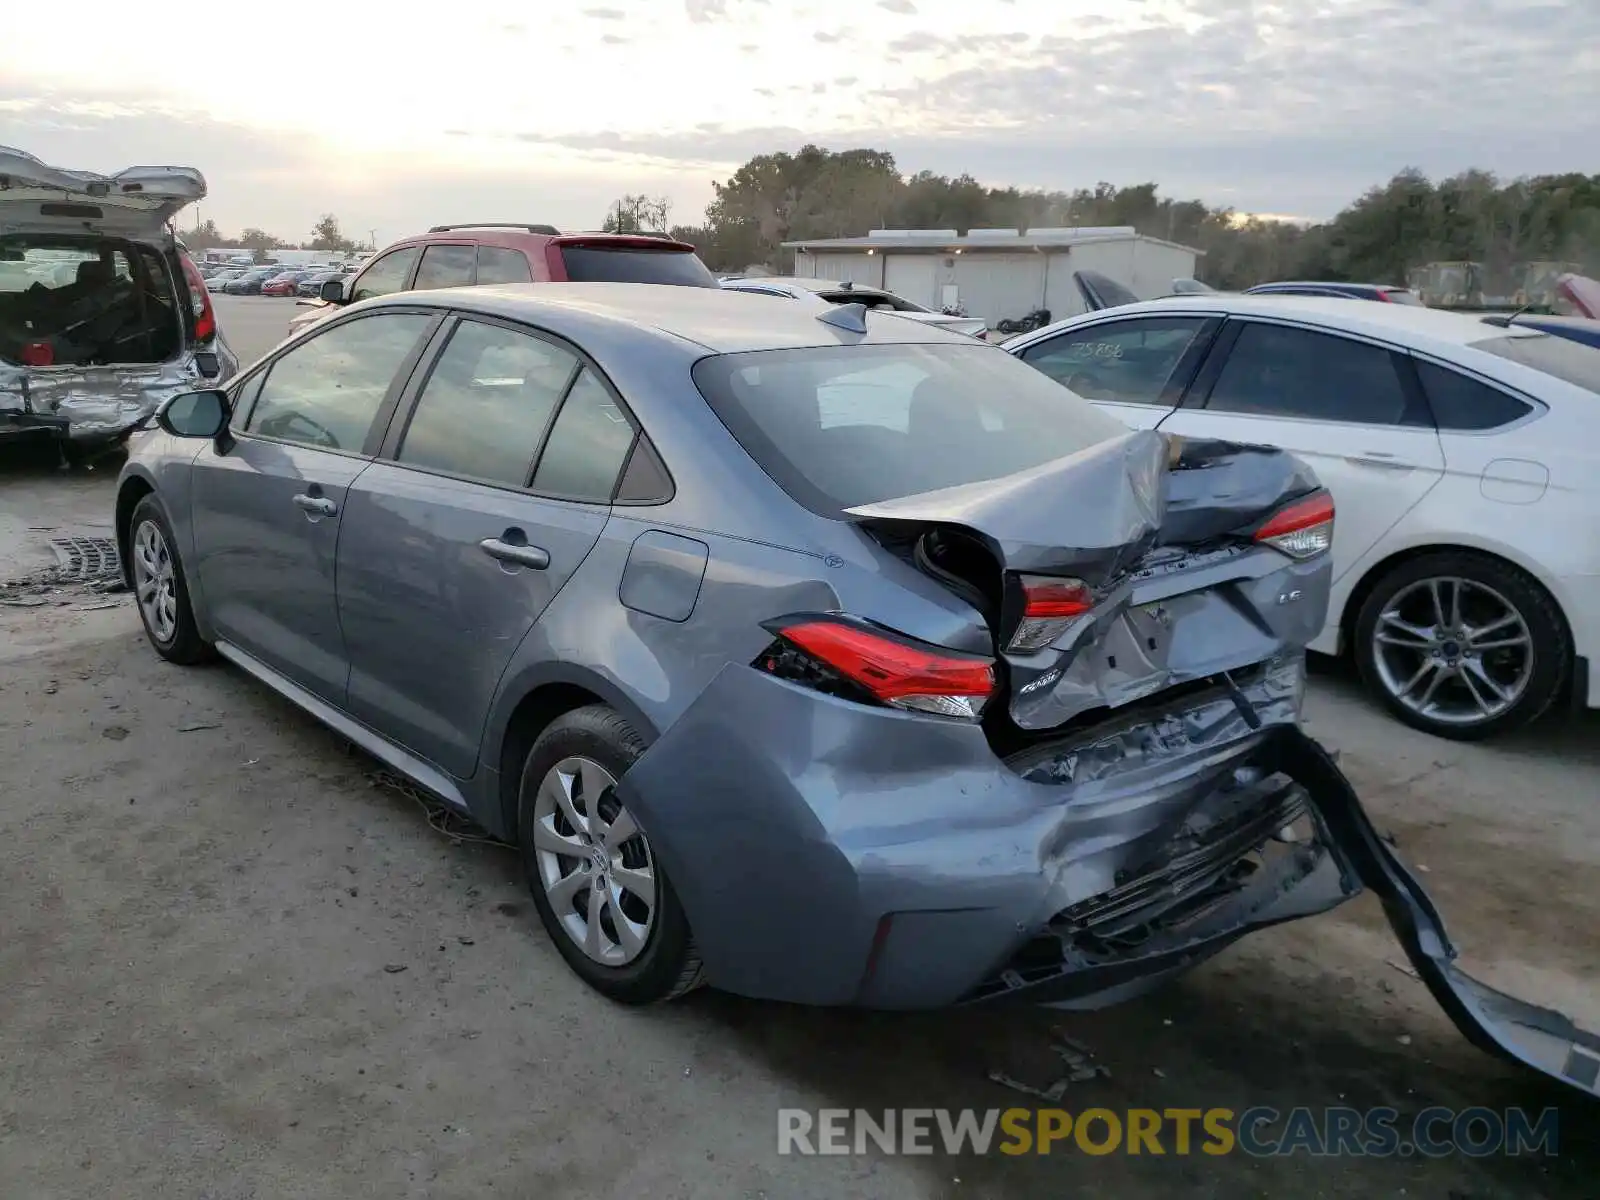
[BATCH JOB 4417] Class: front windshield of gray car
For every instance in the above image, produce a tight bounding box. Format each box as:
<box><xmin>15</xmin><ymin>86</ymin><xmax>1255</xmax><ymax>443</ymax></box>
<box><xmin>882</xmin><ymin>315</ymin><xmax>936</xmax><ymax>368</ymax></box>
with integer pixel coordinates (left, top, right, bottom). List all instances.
<box><xmin>692</xmin><ymin>341</ymin><xmax>1127</xmax><ymax>513</ymax></box>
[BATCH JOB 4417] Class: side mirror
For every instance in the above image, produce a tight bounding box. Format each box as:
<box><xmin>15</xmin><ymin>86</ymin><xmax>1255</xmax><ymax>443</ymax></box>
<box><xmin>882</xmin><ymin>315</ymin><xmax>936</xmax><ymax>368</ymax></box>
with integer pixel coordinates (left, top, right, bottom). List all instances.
<box><xmin>157</xmin><ymin>389</ymin><xmax>230</xmax><ymax>439</ymax></box>
<box><xmin>319</xmin><ymin>278</ymin><xmax>346</xmax><ymax>304</ymax></box>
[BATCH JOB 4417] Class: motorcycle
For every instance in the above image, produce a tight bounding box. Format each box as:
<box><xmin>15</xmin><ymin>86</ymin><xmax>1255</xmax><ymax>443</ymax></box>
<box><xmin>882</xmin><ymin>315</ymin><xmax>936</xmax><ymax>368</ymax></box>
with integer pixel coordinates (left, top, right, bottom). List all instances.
<box><xmin>995</xmin><ymin>307</ymin><xmax>1051</xmax><ymax>335</ymax></box>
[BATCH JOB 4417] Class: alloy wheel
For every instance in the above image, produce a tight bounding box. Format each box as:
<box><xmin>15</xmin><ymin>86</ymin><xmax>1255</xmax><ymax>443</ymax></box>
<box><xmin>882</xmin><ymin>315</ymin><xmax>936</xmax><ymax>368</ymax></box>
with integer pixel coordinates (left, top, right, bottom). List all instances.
<box><xmin>1369</xmin><ymin>575</ymin><xmax>1534</xmax><ymax>728</ymax></box>
<box><xmin>132</xmin><ymin>519</ymin><xmax>178</xmax><ymax>645</ymax></box>
<box><xmin>529</xmin><ymin>755</ymin><xmax>657</xmax><ymax>967</ymax></box>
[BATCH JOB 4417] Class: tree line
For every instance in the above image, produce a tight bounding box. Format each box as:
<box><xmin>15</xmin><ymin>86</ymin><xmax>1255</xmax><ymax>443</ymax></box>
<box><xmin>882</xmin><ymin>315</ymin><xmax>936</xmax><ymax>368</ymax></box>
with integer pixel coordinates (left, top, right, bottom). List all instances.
<box><xmin>181</xmin><ymin>213</ymin><xmax>365</xmax><ymax>257</ymax></box>
<box><xmin>636</xmin><ymin>146</ymin><xmax>1600</xmax><ymax>289</ymax></box>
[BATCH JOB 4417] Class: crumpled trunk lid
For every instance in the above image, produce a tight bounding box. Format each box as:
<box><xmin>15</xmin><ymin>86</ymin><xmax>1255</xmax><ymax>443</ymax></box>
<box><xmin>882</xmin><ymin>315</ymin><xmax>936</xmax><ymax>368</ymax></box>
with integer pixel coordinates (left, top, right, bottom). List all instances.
<box><xmin>847</xmin><ymin>429</ymin><xmax>1330</xmax><ymax>729</ymax></box>
<box><xmin>0</xmin><ymin>146</ymin><xmax>205</xmax><ymax>238</ymax></box>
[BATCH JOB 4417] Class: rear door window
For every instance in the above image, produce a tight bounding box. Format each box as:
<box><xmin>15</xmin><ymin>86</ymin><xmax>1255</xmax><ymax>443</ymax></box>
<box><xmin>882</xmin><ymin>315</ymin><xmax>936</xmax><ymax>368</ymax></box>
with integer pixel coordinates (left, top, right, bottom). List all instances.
<box><xmin>349</xmin><ymin>246</ymin><xmax>420</xmax><ymax>303</ymax></box>
<box><xmin>1205</xmin><ymin>322</ymin><xmax>1418</xmax><ymax>425</ymax></box>
<box><xmin>246</xmin><ymin>312</ymin><xmax>432</xmax><ymax>452</ymax></box>
<box><xmin>412</xmin><ymin>244</ymin><xmax>476</xmax><ymax>291</ymax></box>
<box><xmin>475</xmin><ymin>245</ymin><xmax>533</xmax><ymax>285</ymax></box>
<box><xmin>396</xmin><ymin>319</ymin><xmax>579</xmax><ymax>487</ymax></box>
<box><xmin>557</xmin><ymin>245</ymin><xmax>717</xmax><ymax>287</ymax></box>
<box><xmin>1018</xmin><ymin>317</ymin><xmax>1212</xmax><ymax>404</ymax></box>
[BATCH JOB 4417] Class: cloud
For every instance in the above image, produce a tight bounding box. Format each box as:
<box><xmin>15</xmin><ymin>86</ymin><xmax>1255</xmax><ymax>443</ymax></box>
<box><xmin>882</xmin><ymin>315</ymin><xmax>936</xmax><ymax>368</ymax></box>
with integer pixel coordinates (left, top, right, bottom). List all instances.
<box><xmin>601</xmin><ymin>33</ymin><xmax>630</xmax><ymax>44</ymax></box>
<box><xmin>877</xmin><ymin>0</ymin><xmax>917</xmax><ymax>11</ymax></box>
<box><xmin>0</xmin><ymin>84</ymin><xmax>709</xmax><ymax>237</ymax></box>
<box><xmin>2</xmin><ymin>0</ymin><xmax>1594</xmax><ymax>231</ymax></box>
<box><xmin>887</xmin><ymin>30</ymin><xmax>1031</xmax><ymax>55</ymax></box>
<box><xmin>582</xmin><ymin>6</ymin><xmax>627</xmax><ymax>17</ymax></box>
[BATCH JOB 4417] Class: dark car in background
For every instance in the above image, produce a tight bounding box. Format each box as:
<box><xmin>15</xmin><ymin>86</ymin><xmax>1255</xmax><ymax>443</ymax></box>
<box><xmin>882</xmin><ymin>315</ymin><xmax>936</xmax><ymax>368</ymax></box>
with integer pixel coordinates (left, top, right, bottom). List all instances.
<box><xmin>288</xmin><ymin>223</ymin><xmax>717</xmax><ymax>337</ymax></box>
<box><xmin>297</xmin><ymin>270</ymin><xmax>348</xmax><ymax>298</ymax></box>
<box><xmin>223</xmin><ymin>269</ymin><xmax>275</xmax><ymax>296</ymax></box>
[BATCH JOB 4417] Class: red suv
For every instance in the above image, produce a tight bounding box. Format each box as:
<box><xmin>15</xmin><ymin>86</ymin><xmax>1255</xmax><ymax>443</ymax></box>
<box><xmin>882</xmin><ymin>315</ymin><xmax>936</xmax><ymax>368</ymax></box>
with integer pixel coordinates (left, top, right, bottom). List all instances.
<box><xmin>289</xmin><ymin>223</ymin><xmax>716</xmax><ymax>337</ymax></box>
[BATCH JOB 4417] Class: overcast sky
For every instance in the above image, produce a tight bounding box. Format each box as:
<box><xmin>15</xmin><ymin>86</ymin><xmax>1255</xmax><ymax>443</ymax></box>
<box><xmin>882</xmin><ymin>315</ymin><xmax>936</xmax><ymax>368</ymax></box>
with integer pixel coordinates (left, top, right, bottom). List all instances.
<box><xmin>2</xmin><ymin>0</ymin><xmax>1595</xmax><ymax>243</ymax></box>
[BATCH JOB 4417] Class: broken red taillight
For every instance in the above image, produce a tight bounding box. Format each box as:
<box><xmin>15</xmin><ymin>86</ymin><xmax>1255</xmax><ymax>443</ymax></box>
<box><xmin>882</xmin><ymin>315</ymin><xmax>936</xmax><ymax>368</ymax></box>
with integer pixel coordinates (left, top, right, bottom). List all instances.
<box><xmin>179</xmin><ymin>253</ymin><xmax>217</xmax><ymax>343</ymax></box>
<box><xmin>757</xmin><ymin>615</ymin><xmax>995</xmax><ymax>721</ymax></box>
<box><xmin>1254</xmin><ymin>489</ymin><xmax>1335</xmax><ymax>560</ymax></box>
<box><xmin>1009</xmin><ymin>575</ymin><xmax>1094</xmax><ymax>653</ymax></box>
<box><xmin>20</xmin><ymin>341</ymin><xmax>54</xmax><ymax>367</ymax></box>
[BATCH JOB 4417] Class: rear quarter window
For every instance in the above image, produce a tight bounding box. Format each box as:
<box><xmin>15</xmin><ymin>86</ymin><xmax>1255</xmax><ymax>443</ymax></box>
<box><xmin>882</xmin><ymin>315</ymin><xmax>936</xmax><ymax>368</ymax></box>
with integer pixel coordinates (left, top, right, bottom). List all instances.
<box><xmin>557</xmin><ymin>246</ymin><xmax>717</xmax><ymax>287</ymax></box>
<box><xmin>1413</xmin><ymin>360</ymin><xmax>1533</xmax><ymax>430</ymax></box>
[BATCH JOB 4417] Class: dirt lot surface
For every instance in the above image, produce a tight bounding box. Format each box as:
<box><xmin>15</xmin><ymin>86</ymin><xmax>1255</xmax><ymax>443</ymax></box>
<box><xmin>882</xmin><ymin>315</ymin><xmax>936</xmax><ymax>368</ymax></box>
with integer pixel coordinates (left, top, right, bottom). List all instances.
<box><xmin>2</xmin><ymin>296</ymin><xmax>1596</xmax><ymax>1198</ymax></box>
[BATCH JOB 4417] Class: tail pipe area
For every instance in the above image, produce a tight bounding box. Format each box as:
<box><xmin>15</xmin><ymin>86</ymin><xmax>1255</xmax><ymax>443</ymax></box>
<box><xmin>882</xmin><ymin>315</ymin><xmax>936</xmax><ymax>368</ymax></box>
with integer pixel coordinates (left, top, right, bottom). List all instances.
<box><xmin>1264</xmin><ymin>726</ymin><xmax>1600</xmax><ymax>1099</ymax></box>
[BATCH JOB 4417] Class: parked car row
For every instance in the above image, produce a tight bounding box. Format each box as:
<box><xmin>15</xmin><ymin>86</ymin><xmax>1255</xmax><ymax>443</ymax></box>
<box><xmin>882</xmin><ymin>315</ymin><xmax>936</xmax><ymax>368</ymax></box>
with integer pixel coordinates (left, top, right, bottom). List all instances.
<box><xmin>197</xmin><ymin>264</ymin><xmax>349</xmax><ymax>296</ymax></box>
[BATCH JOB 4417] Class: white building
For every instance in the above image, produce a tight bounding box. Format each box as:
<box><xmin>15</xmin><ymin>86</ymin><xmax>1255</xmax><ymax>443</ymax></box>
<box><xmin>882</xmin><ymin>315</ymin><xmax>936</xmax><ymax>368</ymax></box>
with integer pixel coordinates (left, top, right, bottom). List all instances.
<box><xmin>783</xmin><ymin>227</ymin><xmax>1202</xmax><ymax>326</ymax></box>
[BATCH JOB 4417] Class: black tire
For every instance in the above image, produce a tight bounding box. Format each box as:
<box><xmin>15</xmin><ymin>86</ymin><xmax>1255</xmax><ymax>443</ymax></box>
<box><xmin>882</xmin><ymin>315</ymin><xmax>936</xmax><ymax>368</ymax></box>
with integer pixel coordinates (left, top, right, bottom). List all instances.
<box><xmin>127</xmin><ymin>495</ymin><xmax>213</xmax><ymax>666</ymax></box>
<box><xmin>1353</xmin><ymin>550</ymin><xmax>1570</xmax><ymax>741</ymax></box>
<box><xmin>517</xmin><ymin>705</ymin><xmax>703</xmax><ymax>1004</ymax></box>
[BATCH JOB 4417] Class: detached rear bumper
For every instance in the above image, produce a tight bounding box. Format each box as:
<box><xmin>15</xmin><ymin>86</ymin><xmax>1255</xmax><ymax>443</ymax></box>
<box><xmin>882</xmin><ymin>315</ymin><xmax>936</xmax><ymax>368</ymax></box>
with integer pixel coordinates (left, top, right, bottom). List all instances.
<box><xmin>617</xmin><ymin>659</ymin><xmax>1600</xmax><ymax>1099</ymax></box>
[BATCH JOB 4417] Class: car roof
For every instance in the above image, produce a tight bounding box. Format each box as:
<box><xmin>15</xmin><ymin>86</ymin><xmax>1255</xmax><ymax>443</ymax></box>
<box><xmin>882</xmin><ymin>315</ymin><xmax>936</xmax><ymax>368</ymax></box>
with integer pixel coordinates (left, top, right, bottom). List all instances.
<box><xmin>1045</xmin><ymin>294</ymin><xmax>1548</xmax><ymax>350</ymax></box>
<box><xmin>381</xmin><ymin>227</ymin><xmax>697</xmax><ymax>254</ymax></box>
<box><xmin>363</xmin><ymin>282</ymin><xmax>977</xmax><ymax>353</ymax></box>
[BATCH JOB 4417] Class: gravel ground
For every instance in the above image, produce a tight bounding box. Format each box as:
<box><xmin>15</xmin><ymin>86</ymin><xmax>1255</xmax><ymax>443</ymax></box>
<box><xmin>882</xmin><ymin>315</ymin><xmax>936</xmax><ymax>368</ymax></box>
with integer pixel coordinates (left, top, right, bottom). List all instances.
<box><xmin>1</xmin><ymin>295</ymin><xmax>1595</xmax><ymax>1198</ymax></box>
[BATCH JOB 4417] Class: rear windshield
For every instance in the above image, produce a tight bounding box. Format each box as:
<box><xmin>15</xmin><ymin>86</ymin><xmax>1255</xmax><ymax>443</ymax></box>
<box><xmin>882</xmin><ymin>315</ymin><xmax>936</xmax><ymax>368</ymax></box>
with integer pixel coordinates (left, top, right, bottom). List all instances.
<box><xmin>557</xmin><ymin>245</ymin><xmax>717</xmax><ymax>287</ymax></box>
<box><xmin>819</xmin><ymin>289</ymin><xmax>927</xmax><ymax>313</ymax></box>
<box><xmin>1471</xmin><ymin>333</ymin><xmax>1600</xmax><ymax>393</ymax></box>
<box><xmin>691</xmin><ymin>342</ymin><xmax>1128</xmax><ymax>514</ymax></box>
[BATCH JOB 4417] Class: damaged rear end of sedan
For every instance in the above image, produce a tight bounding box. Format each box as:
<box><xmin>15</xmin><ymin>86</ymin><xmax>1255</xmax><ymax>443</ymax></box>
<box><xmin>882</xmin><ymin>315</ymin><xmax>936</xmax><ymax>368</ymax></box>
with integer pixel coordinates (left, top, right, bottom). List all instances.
<box><xmin>608</xmin><ymin>326</ymin><xmax>1598</xmax><ymax>1098</ymax></box>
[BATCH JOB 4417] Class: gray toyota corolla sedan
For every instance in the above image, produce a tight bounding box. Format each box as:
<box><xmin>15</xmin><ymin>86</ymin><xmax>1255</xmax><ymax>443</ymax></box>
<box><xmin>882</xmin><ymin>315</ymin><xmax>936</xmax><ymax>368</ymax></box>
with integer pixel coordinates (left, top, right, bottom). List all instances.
<box><xmin>114</xmin><ymin>283</ymin><xmax>1597</xmax><ymax>1096</ymax></box>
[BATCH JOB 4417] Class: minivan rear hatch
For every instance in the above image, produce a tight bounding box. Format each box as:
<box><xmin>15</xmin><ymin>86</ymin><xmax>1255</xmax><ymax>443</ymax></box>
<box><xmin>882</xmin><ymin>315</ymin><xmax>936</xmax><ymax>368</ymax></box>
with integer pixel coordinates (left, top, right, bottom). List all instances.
<box><xmin>0</xmin><ymin>146</ymin><xmax>205</xmax><ymax>239</ymax></box>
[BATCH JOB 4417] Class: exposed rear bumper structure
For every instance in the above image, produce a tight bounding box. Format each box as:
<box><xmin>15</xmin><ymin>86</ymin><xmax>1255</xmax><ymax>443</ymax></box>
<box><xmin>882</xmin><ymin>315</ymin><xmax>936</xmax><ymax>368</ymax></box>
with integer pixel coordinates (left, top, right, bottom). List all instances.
<box><xmin>1270</xmin><ymin>728</ymin><xmax>1600</xmax><ymax>1098</ymax></box>
<box><xmin>618</xmin><ymin>659</ymin><xmax>1599</xmax><ymax>1099</ymax></box>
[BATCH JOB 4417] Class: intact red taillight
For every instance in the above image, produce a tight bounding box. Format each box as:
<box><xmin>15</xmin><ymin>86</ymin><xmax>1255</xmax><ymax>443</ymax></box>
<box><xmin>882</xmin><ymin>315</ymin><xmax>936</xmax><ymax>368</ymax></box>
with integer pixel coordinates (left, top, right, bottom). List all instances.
<box><xmin>1254</xmin><ymin>489</ymin><xmax>1335</xmax><ymax>560</ymax></box>
<box><xmin>179</xmin><ymin>254</ymin><xmax>217</xmax><ymax>342</ymax></box>
<box><xmin>1009</xmin><ymin>575</ymin><xmax>1094</xmax><ymax>653</ymax></box>
<box><xmin>20</xmin><ymin>341</ymin><xmax>54</xmax><ymax>367</ymax></box>
<box><xmin>757</xmin><ymin>616</ymin><xmax>995</xmax><ymax>721</ymax></box>
<box><xmin>1375</xmin><ymin>289</ymin><xmax>1394</xmax><ymax>302</ymax></box>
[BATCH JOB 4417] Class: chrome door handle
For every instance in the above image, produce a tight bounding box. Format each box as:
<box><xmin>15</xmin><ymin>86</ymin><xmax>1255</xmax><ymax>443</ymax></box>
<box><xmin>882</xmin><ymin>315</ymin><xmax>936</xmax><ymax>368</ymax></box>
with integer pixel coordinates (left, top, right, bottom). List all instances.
<box><xmin>292</xmin><ymin>493</ymin><xmax>338</xmax><ymax>517</ymax></box>
<box><xmin>479</xmin><ymin>538</ymin><xmax>550</xmax><ymax>570</ymax></box>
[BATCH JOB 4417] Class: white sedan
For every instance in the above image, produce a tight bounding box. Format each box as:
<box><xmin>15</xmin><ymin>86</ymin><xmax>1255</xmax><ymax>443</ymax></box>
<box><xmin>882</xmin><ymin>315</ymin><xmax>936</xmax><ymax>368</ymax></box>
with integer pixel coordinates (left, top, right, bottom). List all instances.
<box><xmin>1004</xmin><ymin>294</ymin><xmax>1600</xmax><ymax>741</ymax></box>
<box><xmin>718</xmin><ymin>276</ymin><xmax>990</xmax><ymax>338</ymax></box>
